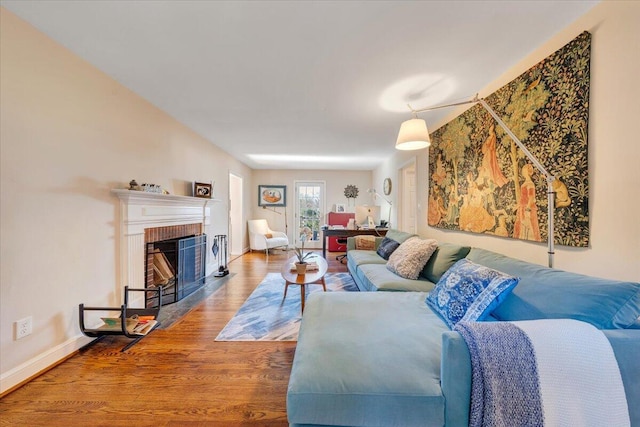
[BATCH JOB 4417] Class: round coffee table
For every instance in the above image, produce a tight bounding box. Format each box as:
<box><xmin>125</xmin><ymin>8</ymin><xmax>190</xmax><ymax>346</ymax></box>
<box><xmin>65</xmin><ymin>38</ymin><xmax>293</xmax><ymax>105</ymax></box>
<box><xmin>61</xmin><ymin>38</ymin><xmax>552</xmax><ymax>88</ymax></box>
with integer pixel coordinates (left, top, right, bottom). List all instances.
<box><xmin>280</xmin><ymin>254</ymin><xmax>328</xmax><ymax>313</ymax></box>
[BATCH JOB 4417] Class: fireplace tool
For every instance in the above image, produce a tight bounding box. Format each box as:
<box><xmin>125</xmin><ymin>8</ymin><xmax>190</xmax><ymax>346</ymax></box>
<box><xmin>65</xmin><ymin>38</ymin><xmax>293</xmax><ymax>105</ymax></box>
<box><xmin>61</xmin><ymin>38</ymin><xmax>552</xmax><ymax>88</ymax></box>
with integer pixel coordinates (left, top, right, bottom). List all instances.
<box><xmin>212</xmin><ymin>234</ymin><xmax>229</xmax><ymax>277</ymax></box>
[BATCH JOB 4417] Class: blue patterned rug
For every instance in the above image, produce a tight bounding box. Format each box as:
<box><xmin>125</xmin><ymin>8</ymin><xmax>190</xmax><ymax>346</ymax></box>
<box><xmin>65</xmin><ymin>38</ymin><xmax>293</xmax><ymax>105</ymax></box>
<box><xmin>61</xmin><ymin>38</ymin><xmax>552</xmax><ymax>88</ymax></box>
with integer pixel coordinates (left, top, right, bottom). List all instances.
<box><xmin>215</xmin><ymin>272</ymin><xmax>359</xmax><ymax>341</ymax></box>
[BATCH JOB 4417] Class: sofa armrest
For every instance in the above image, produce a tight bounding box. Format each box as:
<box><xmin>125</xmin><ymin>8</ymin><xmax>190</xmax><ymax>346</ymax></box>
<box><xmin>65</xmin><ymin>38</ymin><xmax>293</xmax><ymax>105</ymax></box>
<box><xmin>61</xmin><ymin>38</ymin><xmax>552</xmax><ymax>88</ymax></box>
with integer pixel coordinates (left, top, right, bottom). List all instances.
<box><xmin>346</xmin><ymin>236</ymin><xmax>384</xmax><ymax>251</ymax></box>
<box><xmin>441</xmin><ymin>331</ymin><xmax>471</xmax><ymax>427</ymax></box>
<box><xmin>441</xmin><ymin>329</ymin><xmax>639</xmax><ymax>427</ymax></box>
<box><xmin>346</xmin><ymin>237</ymin><xmax>356</xmax><ymax>251</ymax></box>
<box><xmin>603</xmin><ymin>329</ymin><xmax>640</xmax><ymax>426</ymax></box>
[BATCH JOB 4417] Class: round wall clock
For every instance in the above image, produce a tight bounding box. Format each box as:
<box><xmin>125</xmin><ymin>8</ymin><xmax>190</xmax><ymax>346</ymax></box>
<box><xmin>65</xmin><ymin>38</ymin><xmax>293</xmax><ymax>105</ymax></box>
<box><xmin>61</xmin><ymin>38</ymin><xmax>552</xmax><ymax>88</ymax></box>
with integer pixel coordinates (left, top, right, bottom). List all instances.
<box><xmin>383</xmin><ymin>178</ymin><xmax>392</xmax><ymax>195</ymax></box>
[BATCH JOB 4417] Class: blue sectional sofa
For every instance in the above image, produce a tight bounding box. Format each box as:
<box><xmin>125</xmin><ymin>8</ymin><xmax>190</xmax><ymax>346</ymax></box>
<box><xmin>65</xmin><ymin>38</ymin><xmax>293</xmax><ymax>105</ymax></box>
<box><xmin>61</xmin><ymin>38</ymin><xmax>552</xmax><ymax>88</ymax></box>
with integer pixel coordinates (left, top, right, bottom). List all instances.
<box><xmin>287</xmin><ymin>231</ymin><xmax>640</xmax><ymax>427</ymax></box>
<box><xmin>346</xmin><ymin>230</ymin><xmax>470</xmax><ymax>292</ymax></box>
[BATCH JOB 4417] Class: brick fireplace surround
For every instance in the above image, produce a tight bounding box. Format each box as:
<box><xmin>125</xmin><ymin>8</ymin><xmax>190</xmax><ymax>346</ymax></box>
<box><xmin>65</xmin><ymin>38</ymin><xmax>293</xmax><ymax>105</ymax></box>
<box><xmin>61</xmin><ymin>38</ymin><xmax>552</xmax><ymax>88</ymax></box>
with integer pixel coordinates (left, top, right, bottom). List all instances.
<box><xmin>112</xmin><ymin>189</ymin><xmax>213</xmax><ymax>306</ymax></box>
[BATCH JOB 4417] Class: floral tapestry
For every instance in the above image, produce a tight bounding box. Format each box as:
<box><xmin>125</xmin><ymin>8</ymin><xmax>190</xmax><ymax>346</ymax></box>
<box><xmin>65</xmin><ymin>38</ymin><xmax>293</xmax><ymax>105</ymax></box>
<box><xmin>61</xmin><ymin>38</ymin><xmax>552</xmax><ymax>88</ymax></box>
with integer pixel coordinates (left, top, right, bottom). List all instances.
<box><xmin>428</xmin><ymin>31</ymin><xmax>590</xmax><ymax>247</ymax></box>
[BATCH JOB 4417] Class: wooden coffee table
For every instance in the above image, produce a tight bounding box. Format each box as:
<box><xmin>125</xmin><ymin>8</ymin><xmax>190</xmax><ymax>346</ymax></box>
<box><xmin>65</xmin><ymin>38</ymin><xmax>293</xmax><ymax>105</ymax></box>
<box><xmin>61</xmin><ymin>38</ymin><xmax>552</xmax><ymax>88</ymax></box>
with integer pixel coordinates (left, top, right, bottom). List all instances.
<box><xmin>280</xmin><ymin>254</ymin><xmax>328</xmax><ymax>313</ymax></box>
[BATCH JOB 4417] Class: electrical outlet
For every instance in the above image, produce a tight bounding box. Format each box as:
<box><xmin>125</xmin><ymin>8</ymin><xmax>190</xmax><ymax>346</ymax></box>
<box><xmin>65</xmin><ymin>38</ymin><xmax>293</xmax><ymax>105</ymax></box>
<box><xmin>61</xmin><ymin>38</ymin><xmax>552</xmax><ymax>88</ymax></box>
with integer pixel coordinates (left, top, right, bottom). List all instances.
<box><xmin>15</xmin><ymin>316</ymin><xmax>32</xmax><ymax>340</ymax></box>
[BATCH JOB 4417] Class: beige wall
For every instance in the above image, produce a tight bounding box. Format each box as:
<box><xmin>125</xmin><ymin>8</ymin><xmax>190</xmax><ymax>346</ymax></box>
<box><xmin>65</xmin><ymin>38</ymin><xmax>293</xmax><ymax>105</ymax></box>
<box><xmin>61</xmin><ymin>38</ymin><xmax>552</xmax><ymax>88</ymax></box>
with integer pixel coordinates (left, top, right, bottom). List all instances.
<box><xmin>0</xmin><ymin>9</ymin><xmax>253</xmax><ymax>392</ymax></box>
<box><xmin>375</xmin><ymin>1</ymin><xmax>640</xmax><ymax>282</ymax></box>
<box><xmin>251</xmin><ymin>169</ymin><xmax>373</xmax><ymax>248</ymax></box>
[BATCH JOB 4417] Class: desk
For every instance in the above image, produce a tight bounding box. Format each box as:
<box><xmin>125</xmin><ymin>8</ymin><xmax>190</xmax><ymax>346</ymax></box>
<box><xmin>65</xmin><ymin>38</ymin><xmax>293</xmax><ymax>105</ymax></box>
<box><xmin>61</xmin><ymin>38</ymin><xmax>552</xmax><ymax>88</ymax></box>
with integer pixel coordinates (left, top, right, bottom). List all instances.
<box><xmin>321</xmin><ymin>228</ymin><xmax>388</xmax><ymax>259</ymax></box>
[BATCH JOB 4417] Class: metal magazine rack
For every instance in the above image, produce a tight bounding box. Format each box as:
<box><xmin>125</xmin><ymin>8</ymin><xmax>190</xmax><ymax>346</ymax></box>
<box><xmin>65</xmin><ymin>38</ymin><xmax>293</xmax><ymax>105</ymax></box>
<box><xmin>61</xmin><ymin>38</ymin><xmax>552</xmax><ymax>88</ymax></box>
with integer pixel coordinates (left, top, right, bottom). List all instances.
<box><xmin>79</xmin><ymin>286</ymin><xmax>162</xmax><ymax>351</ymax></box>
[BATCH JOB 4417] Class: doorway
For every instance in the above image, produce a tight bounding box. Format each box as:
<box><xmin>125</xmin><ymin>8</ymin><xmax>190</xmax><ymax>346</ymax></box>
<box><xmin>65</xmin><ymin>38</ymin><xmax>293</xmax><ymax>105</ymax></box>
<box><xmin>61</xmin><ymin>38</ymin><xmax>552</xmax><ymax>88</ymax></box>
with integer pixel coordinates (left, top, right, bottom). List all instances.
<box><xmin>399</xmin><ymin>159</ymin><xmax>417</xmax><ymax>234</ymax></box>
<box><xmin>294</xmin><ymin>181</ymin><xmax>325</xmax><ymax>249</ymax></box>
<box><xmin>229</xmin><ymin>172</ymin><xmax>243</xmax><ymax>257</ymax></box>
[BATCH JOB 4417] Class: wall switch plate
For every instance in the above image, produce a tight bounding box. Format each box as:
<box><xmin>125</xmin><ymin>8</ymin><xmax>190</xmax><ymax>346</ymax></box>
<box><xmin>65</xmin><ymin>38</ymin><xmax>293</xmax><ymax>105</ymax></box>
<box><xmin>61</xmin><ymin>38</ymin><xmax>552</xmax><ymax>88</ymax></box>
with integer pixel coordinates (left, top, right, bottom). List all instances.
<box><xmin>15</xmin><ymin>316</ymin><xmax>32</xmax><ymax>340</ymax></box>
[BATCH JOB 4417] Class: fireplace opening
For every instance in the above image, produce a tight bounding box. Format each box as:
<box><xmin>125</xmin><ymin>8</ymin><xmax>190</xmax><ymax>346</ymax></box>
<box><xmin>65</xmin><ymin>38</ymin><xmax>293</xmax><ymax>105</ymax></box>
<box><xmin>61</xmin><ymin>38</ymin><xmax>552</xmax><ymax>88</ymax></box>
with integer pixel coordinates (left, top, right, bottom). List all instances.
<box><xmin>145</xmin><ymin>234</ymin><xmax>207</xmax><ymax>306</ymax></box>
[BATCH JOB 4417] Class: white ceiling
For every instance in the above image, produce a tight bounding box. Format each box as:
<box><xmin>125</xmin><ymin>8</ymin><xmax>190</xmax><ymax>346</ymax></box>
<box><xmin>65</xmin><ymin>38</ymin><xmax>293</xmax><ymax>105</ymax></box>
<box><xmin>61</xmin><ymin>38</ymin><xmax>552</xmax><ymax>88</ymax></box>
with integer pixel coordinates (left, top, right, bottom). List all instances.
<box><xmin>2</xmin><ymin>0</ymin><xmax>598</xmax><ymax>170</ymax></box>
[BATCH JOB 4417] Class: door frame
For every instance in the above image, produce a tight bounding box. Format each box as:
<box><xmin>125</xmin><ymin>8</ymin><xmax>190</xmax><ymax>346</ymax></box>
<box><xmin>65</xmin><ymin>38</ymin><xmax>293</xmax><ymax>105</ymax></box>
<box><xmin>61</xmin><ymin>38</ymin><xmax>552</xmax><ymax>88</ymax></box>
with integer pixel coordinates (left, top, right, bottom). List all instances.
<box><xmin>398</xmin><ymin>157</ymin><xmax>417</xmax><ymax>233</ymax></box>
<box><xmin>228</xmin><ymin>171</ymin><xmax>243</xmax><ymax>256</ymax></box>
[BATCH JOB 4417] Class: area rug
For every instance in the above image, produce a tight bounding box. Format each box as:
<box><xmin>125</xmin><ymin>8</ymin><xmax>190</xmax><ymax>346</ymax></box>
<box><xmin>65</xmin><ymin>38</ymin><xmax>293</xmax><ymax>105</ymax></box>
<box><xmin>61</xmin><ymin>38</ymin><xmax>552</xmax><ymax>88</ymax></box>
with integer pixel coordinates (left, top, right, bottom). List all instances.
<box><xmin>215</xmin><ymin>272</ymin><xmax>358</xmax><ymax>341</ymax></box>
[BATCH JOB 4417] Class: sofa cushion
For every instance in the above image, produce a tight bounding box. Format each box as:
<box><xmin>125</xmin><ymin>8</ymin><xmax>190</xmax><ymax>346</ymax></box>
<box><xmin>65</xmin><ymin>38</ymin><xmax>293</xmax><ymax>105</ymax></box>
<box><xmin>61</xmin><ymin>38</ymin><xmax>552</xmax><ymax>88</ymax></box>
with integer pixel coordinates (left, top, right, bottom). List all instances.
<box><xmin>420</xmin><ymin>242</ymin><xmax>472</xmax><ymax>283</ymax></box>
<box><xmin>347</xmin><ymin>236</ymin><xmax>385</xmax><ymax>252</ymax></box>
<box><xmin>376</xmin><ymin>236</ymin><xmax>400</xmax><ymax>260</ymax></box>
<box><xmin>348</xmin><ymin>249</ymin><xmax>387</xmax><ymax>269</ymax></box>
<box><xmin>426</xmin><ymin>259</ymin><xmax>519</xmax><ymax>329</ymax></box>
<box><xmin>384</xmin><ymin>229</ymin><xmax>418</xmax><ymax>244</ymax></box>
<box><xmin>387</xmin><ymin>237</ymin><xmax>438</xmax><ymax>280</ymax></box>
<box><xmin>287</xmin><ymin>291</ymin><xmax>449</xmax><ymax>427</ymax></box>
<box><xmin>355</xmin><ymin>235</ymin><xmax>376</xmax><ymax>250</ymax></box>
<box><xmin>466</xmin><ymin>248</ymin><xmax>640</xmax><ymax>329</ymax></box>
<box><xmin>359</xmin><ymin>264</ymin><xmax>436</xmax><ymax>292</ymax></box>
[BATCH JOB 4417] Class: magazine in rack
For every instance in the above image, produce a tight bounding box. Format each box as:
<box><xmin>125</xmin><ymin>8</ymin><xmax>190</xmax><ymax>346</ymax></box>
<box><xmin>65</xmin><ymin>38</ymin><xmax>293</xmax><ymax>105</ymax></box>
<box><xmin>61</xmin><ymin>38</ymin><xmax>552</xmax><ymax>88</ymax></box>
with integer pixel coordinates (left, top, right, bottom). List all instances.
<box><xmin>99</xmin><ymin>315</ymin><xmax>158</xmax><ymax>336</ymax></box>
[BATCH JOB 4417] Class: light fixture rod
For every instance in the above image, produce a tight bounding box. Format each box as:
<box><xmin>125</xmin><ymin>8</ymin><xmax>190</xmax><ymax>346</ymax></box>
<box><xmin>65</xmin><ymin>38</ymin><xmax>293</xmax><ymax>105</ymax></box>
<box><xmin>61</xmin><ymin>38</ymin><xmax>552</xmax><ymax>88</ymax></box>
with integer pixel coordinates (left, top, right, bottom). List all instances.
<box><xmin>368</xmin><ymin>188</ymin><xmax>392</xmax><ymax>206</ymax></box>
<box><xmin>410</xmin><ymin>95</ymin><xmax>556</xmax><ymax>268</ymax></box>
<box><xmin>477</xmin><ymin>99</ymin><xmax>553</xmax><ymax>182</ymax></box>
<box><xmin>409</xmin><ymin>98</ymin><xmax>477</xmax><ymax>114</ymax></box>
<box><xmin>476</xmin><ymin>98</ymin><xmax>555</xmax><ymax>268</ymax></box>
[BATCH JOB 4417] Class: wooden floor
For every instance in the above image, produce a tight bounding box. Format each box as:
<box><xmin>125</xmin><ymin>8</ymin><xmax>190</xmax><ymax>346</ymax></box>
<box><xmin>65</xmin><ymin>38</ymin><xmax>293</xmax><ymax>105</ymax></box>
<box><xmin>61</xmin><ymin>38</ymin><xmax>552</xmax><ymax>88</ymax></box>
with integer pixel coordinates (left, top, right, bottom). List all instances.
<box><xmin>0</xmin><ymin>250</ymin><xmax>349</xmax><ymax>427</ymax></box>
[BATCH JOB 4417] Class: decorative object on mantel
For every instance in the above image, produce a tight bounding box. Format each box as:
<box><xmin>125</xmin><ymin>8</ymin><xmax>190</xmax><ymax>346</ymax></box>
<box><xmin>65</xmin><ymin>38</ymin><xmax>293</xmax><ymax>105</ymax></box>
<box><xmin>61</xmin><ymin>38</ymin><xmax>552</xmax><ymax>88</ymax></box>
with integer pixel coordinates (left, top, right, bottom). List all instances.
<box><xmin>141</xmin><ymin>183</ymin><xmax>165</xmax><ymax>193</ymax></box>
<box><xmin>127</xmin><ymin>180</ymin><xmax>168</xmax><ymax>194</ymax></box>
<box><xmin>194</xmin><ymin>182</ymin><xmax>212</xmax><ymax>198</ymax></box>
<box><xmin>258</xmin><ymin>185</ymin><xmax>286</xmax><ymax>207</ymax></box>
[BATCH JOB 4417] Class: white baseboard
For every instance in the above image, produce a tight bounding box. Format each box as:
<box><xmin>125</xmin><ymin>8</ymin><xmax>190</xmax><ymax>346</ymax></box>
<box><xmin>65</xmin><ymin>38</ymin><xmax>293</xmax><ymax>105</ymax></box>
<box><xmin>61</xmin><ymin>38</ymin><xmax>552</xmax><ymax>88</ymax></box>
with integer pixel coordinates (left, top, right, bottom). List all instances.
<box><xmin>0</xmin><ymin>334</ymin><xmax>94</xmax><ymax>395</ymax></box>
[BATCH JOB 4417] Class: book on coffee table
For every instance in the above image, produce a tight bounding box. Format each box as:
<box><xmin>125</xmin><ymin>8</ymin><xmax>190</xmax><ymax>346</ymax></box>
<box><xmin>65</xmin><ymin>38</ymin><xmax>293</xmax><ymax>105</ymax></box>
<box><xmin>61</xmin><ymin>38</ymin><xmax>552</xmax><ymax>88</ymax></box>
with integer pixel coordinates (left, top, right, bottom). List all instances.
<box><xmin>290</xmin><ymin>262</ymin><xmax>319</xmax><ymax>272</ymax></box>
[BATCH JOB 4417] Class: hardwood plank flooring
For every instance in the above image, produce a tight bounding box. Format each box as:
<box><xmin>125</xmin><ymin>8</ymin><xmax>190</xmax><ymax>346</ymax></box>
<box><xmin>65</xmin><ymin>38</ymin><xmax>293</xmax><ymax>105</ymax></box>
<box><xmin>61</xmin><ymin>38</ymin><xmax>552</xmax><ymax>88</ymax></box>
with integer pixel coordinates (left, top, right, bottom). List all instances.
<box><xmin>0</xmin><ymin>250</ymin><xmax>349</xmax><ymax>426</ymax></box>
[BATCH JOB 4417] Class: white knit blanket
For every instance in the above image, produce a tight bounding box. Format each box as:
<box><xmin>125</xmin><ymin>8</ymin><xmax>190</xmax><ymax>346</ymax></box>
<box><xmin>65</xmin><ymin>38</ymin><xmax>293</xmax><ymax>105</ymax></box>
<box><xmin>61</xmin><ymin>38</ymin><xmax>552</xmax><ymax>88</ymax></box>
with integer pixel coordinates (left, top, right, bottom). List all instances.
<box><xmin>456</xmin><ymin>319</ymin><xmax>630</xmax><ymax>427</ymax></box>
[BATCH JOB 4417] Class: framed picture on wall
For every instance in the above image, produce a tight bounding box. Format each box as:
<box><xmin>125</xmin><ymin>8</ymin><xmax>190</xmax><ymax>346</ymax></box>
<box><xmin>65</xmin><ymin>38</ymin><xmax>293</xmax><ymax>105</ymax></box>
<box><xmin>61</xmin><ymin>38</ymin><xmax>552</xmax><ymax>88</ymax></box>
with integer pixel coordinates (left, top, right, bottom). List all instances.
<box><xmin>258</xmin><ymin>185</ymin><xmax>286</xmax><ymax>207</ymax></box>
<box><xmin>335</xmin><ymin>203</ymin><xmax>346</xmax><ymax>213</ymax></box>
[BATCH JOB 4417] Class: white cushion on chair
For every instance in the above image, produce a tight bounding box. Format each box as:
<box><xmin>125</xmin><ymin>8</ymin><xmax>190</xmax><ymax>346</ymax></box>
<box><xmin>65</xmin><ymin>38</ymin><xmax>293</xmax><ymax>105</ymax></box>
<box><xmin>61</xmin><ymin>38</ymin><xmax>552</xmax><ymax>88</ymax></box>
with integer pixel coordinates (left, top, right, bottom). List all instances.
<box><xmin>248</xmin><ymin>219</ymin><xmax>289</xmax><ymax>251</ymax></box>
<box><xmin>266</xmin><ymin>235</ymin><xmax>289</xmax><ymax>249</ymax></box>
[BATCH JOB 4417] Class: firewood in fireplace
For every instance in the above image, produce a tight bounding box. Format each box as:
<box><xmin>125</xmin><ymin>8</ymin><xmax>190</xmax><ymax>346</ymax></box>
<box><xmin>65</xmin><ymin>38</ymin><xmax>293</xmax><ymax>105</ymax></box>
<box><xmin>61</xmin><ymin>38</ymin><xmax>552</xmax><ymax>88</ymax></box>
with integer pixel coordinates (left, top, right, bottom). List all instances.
<box><xmin>151</xmin><ymin>249</ymin><xmax>175</xmax><ymax>285</ymax></box>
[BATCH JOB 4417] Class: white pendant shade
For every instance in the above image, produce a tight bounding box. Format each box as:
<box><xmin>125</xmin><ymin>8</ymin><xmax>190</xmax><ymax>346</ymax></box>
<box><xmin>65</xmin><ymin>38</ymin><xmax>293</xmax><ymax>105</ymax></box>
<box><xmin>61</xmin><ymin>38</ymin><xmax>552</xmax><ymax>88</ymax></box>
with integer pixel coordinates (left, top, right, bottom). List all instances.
<box><xmin>395</xmin><ymin>118</ymin><xmax>431</xmax><ymax>150</ymax></box>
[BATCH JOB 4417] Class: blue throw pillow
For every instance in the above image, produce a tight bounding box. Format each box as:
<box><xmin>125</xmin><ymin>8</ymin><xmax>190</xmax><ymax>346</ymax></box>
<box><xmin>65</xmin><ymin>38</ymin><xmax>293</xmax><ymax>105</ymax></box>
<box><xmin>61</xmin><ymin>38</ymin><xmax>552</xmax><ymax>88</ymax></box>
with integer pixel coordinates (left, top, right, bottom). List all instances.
<box><xmin>376</xmin><ymin>237</ymin><xmax>400</xmax><ymax>260</ymax></box>
<box><xmin>426</xmin><ymin>259</ymin><xmax>519</xmax><ymax>329</ymax></box>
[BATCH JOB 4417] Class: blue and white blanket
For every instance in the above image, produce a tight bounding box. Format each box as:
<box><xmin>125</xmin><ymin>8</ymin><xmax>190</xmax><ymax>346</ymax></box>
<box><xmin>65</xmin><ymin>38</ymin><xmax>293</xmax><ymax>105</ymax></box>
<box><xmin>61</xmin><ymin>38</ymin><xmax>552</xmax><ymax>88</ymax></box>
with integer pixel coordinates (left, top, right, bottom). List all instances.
<box><xmin>455</xmin><ymin>319</ymin><xmax>630</xmax><ymax>427</ymax></box>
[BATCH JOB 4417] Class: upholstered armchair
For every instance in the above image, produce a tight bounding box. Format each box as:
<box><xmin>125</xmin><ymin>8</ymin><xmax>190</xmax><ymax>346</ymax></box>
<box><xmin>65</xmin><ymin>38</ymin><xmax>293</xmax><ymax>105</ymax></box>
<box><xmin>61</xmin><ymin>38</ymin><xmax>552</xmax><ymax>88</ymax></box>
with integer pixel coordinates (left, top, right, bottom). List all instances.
<box><xmin>247</xmin><ymin>219</ymin><xmax>289</xmax><ymax>261</ymax></box>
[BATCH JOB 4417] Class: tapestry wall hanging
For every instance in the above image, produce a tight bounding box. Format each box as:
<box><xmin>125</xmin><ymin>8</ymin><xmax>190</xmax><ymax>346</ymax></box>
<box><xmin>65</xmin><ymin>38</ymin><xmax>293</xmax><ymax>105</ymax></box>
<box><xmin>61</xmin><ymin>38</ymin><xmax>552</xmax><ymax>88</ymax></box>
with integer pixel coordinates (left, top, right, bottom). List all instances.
<box><xmin>428</xmin><ymin>31</ymin><xmax>590</xmax><ymax>247</ymax></box>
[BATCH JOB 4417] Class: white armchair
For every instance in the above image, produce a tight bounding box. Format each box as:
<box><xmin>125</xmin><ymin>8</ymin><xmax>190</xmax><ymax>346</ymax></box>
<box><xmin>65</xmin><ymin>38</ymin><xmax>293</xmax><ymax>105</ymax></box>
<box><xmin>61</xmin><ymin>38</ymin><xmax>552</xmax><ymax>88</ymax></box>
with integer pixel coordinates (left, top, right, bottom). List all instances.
<box><xmin>248</xmin><ymin>219</ymin><xmax>289</xmax><ymax>261</ymax></box>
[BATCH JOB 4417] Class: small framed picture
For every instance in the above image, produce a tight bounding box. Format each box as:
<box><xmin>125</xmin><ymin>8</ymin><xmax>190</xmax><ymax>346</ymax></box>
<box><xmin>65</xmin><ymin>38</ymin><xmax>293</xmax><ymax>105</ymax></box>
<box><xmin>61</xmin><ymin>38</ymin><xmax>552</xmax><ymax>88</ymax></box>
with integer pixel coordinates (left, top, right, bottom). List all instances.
<box><xmin>335</xmin><ymin>203</ymin><xmax>346</xmax><ymax>213</ymax></box>
<box><xmin>194</xmin><ymin>182</ymin><xmax>212</xmax><ymax>198</ymax></box>
<box><xmin>258</xmin><ymin>185</ymin><xmax>286</xmax><ymax>207</ymax></box>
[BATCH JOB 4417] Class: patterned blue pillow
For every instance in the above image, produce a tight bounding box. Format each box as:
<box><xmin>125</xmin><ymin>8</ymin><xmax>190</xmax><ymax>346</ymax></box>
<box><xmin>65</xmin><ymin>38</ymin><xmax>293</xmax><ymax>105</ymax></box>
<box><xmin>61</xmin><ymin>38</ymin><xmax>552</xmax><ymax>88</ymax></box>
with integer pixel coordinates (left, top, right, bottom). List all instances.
<box><xmin>425</xmin><ymin>259</ymin><xmax>519</xmax><ymax>328</ymax></box>
<box><xmin>376</xmin><ymin>237</ymin><xmax>400</xmax><ymax>260</ymax></box>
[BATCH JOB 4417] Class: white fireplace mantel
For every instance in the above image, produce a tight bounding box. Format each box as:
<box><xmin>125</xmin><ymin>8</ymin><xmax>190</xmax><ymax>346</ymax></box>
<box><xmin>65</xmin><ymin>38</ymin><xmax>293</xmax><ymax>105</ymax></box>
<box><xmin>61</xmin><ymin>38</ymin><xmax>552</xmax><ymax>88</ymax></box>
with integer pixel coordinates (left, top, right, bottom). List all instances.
<box><xmin>112</xmin><ymin>189</ymin><xmax>221</xmax><ymax>292</ymax></box>
<box><xmin>112</xmin><ymin>189</ymin><xmax>221</xmax><ymax>234</ymax></box>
